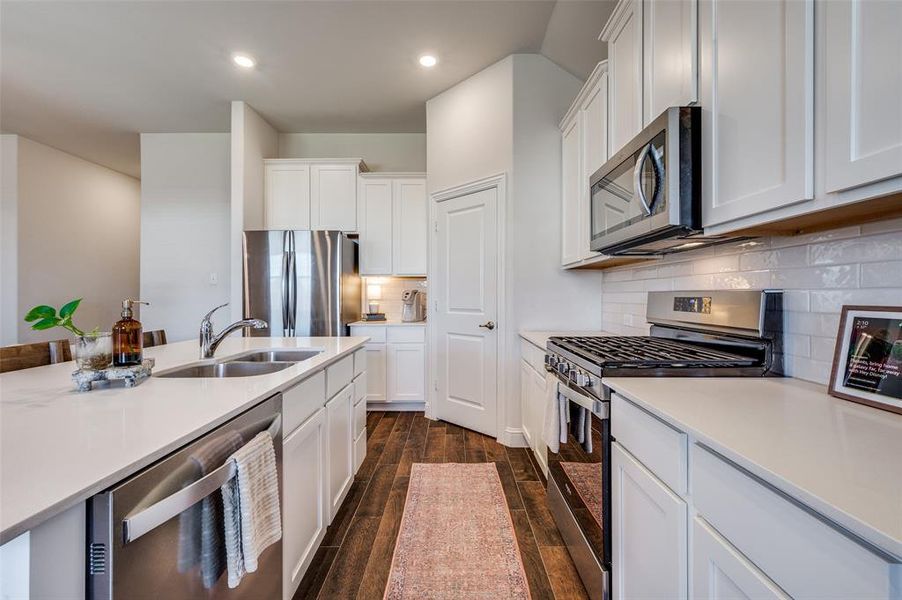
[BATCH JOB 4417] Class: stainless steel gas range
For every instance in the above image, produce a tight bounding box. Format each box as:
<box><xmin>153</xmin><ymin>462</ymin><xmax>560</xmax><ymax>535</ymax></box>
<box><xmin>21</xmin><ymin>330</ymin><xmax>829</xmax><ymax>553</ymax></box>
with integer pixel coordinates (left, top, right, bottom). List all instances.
<box><xmin>543</xmin><ymin>290</ymin><xmax>784</xmax><ymax>600</ymax></box>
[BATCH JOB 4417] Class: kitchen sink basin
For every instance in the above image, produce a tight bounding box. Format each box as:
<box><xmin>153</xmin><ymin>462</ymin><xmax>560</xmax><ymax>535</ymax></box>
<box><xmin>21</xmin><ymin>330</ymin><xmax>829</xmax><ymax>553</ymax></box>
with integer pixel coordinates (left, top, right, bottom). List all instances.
<box><xmin>157</xmin><ymin>361</ymin><xmax>293</xmax><ymax>379</ymax></box>
<box><xmin>234</xmin><ymin>350</ymin><xmax>321</xmax><ymax>363</ymax></box>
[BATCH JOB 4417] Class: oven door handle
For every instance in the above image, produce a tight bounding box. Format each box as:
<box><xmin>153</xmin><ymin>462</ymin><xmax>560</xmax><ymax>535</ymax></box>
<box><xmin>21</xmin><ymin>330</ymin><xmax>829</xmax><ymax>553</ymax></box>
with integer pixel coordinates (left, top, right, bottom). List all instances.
<box><xmin>555</xmin><ymin>377</ymin><xmax>609</xmax><ymax>419</ymax></box>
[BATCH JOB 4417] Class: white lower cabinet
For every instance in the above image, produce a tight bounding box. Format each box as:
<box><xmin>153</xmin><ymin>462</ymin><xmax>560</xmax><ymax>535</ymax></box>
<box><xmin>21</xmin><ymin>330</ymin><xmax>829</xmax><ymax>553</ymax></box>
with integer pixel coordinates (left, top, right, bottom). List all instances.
<box><xmin>519</xmin><ymin>339</ymin><xmax>549</xmax><ymax>477</ymax></box>
<box><xmin>612</xmin><ymin>392</ymin><xmax>900</xmax><ymax>600</ymax></box>
<box><xmin>282</xmin><ymin>407</ymin><xmax>327</xmax><ymax>600</ymax></box>
<box><xmin>519</xmin><ymin>361</ymin><xmax>534</xmax><ymax>447</ymax></box>
<box><xmin>387</xmin><ymin>343</ymin><xmax>425</xmax><ymax>402</ymax></box>
<box><xmin>692</xmin><ymin>517</ymin><xmax>788</xmax><ymax>600</ymax></box>
<box><xmin>612</xmin><ymin>441</ymin><xmax>688</xmax><ymax>600</ymax></box>
<box><xmin>351</xmin><ymin>326</ymin><xmax>426</xmax><ymax>407</ymax></box>
<box><xmin>326</xmin><ymin>383</ymin><xmax>354</xmax><ymax>519</ymax></box>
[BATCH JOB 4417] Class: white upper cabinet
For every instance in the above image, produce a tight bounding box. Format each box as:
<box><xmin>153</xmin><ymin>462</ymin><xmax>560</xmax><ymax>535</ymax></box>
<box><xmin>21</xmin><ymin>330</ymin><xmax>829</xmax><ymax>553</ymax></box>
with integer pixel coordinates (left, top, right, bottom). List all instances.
<box><xmin>358</xmin><ymin>178</ymin><xmax>393</xmax><ymax>275</ymax></box>
<box><xmin>392</xmin><ymin>179</ymin><xmax>427</xmax><ymax>276</ymax></box>
<box><xmin>824</xmin><ymin>0</ymin><xmax>902</xmax><ymax>193</ymax></box>
<box><xmin>561</xmin><ymin>115</ymin><xmax>583</xmax><ymax>267</ymax></box>
<box><xmin>311</xmin><ymin>163</ymin><xmax>358</xmax><ymax>231</ymax></box>
<box><xmin>263</xmin><ymin>159</ymin><xmax>364</xmax><ymax>232</ymax></box>
<box><xmin>601</xmin><ymin>0</ymin><xmax>643</xmax><ymax>157</ymax></box>
<box><xmin>642</xmin><ymin>0</ymin><xmax>697</xmax><ymax>124</ymax></box>
<box><xmin>561</xmin><ymin>62</ymin><xmax>609</xmax><ymax>268</ymax></box>
<box><xmin>699</xmin><ymin>0</ymin><xmax>814</xmax><ymax>228</ymax></box>
<box><xmin>264</xmin><ymin>162</ymin><xmax>311</xmax><ymax>230</ymax></box>
<box><xmin>357</xmin><ymin>174</ymin><xmax>427</xmax><ymax>277</ymax></box>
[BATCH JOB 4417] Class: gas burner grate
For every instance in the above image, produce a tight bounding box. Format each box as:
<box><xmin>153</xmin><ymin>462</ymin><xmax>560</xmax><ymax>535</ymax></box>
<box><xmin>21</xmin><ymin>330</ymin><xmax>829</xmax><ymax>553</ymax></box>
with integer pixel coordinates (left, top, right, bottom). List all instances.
<box><xmin>553</xmin><ymin>336</ymin><xmax>758</xmax><ymax>369</ymax></box>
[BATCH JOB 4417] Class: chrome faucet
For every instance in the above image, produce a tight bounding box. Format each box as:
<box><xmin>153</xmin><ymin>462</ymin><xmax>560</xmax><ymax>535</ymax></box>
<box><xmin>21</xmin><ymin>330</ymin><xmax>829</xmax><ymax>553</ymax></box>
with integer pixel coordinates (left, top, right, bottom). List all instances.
<box><xmin>199</xmin><ymin>303</ymin><xmax>268</xmax><ymax>359</ymax></box>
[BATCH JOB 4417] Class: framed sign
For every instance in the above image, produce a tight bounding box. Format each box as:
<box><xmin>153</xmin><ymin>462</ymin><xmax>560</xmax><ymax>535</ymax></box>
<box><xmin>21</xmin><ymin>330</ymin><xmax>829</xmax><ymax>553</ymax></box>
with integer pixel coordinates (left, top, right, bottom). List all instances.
<box><xmin>828</xmin><ymin>305</ymin><xmax>902</xmax><ymax>415</ymax></box>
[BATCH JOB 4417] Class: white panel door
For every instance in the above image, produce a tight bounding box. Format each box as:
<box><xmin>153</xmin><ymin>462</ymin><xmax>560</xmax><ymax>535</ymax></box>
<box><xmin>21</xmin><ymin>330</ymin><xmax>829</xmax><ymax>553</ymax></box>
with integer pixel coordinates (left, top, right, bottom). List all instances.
<box><xmin>643</xmin><ymin>0</ymin><xmax>697</xmax><ymax>124</ymax></box>
<box><xmin>392</xmin><ymin>179</ymin><xmax>427</xmax><ymax>276</ymax></box>
<box><xmin>700</xmin><ymin>0</ymin><xmax>814</xmax><ymax>227</ymax></box>
<box><xmin>387</xmin><ymin>342</ymin><xmax>425</xmax><ymax>402</ymax></box>
<box><xmin>311</xmin><ymin>164</ymin><xmax>357</xmax><ymax>231</ymax></box>
<box><xmin>265</xmin><ymin>163</ymin><xmax>310</xmax><ymax>230</ymax></box>
<box><xmin>692</xmin><ymin>517</ymin><xmax>789</xmax><ymax>600</ymax></box>
<box><xmin>824</xmin><ymin>0</ymin><xmax>902</xmax><ymax>192</ymax></box>
<box><xmin>434</xmin><ymin>186</ymin><xmax>499</xmax><ymax>436</ymax></box>
<box><xmin>358</xmin><ymin>179</ymin><xmax>393</xmax><ymax>275</ymax></box>
<box><xmin>604</xmin><ymin>0</ymin><xmax>644</xmax><ymax>156</ymax></box>
<box><xmin>580</xmin><ymin>73</ymin><xmax>609</xmax><ymax>261</ymax></box>
<box><xmin>561</xmin><ymin>116</ymin><xmax>582</xmax><ymax>266</ymax></box>
<box><xmin>282</xmin><ymin>407</ymin><xmax>327</xmax><ymax>600</ymax></box>
<box><xmin>326</xmin><ymin>384</ymin><xmax>354</xmax><ymax>519</ymax></box>
<box><xmin>364</xmin><ymin>343</ymin><xmax>386</xmax><ymax>402</ymax></box>
<box><xmin>612</xmin><ymin>441</ymin><xmax>688</xmax><ymax>600</ymax></box>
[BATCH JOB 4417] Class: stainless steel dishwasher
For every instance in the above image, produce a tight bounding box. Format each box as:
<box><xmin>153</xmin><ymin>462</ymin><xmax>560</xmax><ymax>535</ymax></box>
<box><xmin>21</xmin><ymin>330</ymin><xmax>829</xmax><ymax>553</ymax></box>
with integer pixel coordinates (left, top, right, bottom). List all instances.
<box><xmin>88</xmin><ymin>394</ymin><xmax>283</xmax><ymax>599</ymax></box>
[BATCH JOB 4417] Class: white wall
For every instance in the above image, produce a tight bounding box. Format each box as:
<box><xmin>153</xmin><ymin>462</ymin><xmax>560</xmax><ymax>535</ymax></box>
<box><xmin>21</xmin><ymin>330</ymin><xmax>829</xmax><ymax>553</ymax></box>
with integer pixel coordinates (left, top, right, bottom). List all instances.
<box><xmin>0</xmin><ymin>135</ymin><xmax>18</xmax><ymax>345</ymax></box>
<box><xmin>140</xmin><ymin>133</ymin><xmax>231</xmax><ymax>342</ymax></box>
<box><xmin>426</xmin><ymin>54</ymin><xmax>604</xmax><ymax>441</ymax></box>
<box><xmin>230</xmin><ymin>101</ymin><xmax>278</xmax><ymax>321</ymax></box>
<box><xmin>426</xmin><ymin>57</ymin><xmax>514</xmax><ymax>194</ymax></box>
<box><xmin>279</xmin><ymin>133</ymin><xmax>426</xmax><ymax>172</ymax></box>
<box><xmin>599</xmin><ymin>219</ymin><xmax>902</xmax><ymax>385</ymax></box>
<box><xmin>12</xmin><ymin>137</ymin><xmax>140</xmax><ymax>343</ymax></box>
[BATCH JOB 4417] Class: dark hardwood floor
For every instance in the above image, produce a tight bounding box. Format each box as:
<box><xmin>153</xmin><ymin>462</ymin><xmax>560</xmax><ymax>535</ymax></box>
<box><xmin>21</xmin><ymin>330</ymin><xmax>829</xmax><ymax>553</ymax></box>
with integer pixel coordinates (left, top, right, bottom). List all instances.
<box><xmin>293</xmin><ymin>411</ymin><xmax>590</xmax><ymax>599</ymax></box>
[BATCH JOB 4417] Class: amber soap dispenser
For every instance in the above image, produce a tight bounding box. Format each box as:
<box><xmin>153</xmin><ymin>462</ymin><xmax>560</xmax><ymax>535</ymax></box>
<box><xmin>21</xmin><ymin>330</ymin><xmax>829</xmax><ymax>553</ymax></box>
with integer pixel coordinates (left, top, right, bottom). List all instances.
<box><xmin>113</xmin><ymin>299</ymin><xmax>149</xmax><ymax>366</ymax></box>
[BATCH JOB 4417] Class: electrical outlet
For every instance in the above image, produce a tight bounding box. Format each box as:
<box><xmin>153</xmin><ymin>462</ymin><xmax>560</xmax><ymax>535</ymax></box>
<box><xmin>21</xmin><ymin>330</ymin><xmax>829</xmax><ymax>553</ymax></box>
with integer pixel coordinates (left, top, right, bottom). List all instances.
<box><xmin>209</xmin><ymin>272</ymin><xmax>218</xmax><ymax>285</ymax></box>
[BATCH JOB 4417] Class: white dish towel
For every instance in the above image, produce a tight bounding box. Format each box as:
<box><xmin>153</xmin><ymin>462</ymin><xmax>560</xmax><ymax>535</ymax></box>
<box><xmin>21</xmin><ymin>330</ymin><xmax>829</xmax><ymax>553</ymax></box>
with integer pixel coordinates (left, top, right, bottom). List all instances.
<box><xmin>221</xmin><ymin>431</ymin><xmax>282</xmax><ymax>589</ymax></box>
<box><xmin>543</xmin><ymin>371</ymin><xmax>566</xmax><ymax>453</ymax></box>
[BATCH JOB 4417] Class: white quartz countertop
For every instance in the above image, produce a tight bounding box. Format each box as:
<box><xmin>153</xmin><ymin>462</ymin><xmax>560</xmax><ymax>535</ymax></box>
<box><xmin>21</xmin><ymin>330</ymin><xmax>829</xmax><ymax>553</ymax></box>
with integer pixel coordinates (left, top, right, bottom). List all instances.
<box><xmin>349</xmin><ymin>320</ymin><xmax>426</xmax><ymax>327</ymax></box>
<box><xmin>0</xmin><ymin>336</ymin><xmax>367</xmax><ymax>544</ymax></box>
<box><xmin>519</xmin><ymin>330</ymin><xmax>612</xmax><ymax>350</ymax></box>
<box><xmin>604</xmin><ymin>376</ymin><xmax>902</xmax><ymax>559</ymax></box>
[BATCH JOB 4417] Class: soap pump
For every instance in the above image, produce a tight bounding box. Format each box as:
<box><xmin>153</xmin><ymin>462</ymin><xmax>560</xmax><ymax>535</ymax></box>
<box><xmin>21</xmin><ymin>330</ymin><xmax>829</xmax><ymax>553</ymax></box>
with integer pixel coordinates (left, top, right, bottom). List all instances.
<box><xmin>113</xmin><ymin>299</ymin><xmax>149</xmax><ymax>366</ymax></box>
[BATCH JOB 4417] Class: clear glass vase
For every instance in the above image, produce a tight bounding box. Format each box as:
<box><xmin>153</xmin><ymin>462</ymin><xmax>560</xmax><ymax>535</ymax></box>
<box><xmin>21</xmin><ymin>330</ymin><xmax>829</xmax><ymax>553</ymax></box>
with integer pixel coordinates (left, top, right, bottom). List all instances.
<box><xmin>72</xmin><ymin>333</ymin><xmax>113</xmax><ymax>371</ymax></box>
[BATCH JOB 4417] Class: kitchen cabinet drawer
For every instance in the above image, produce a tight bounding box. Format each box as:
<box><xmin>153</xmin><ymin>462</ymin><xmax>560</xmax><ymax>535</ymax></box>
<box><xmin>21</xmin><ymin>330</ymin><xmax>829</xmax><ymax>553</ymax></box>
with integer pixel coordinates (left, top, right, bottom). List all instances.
<box><xmin>353</xmin><ymin>348</ymin><xmax>366</xmax><ymax>377</ymax></box>
<box><xmin>691</xmin><ymin>444</ymin><xmax>898</xmax><ymax>599</ymax></box>
<box><xmin>611</xmin><ymin>394</ymin><xmax>687</xmax><ymax>496</ymax></box>
<box><xmin>519</xmin><ymin>338</ymin><xmax>547</xmax><ymax>375</ymax></box>
<box><xmin>350</xmin><ymin>326</ymin><xmax>386</xmax><ymax>342</ymax></box>
<box><xmin>354</xmin><ymin>372</ymin><xmax>367</xmax><ymax>404</ymax></box>
<box><xmin>353</xmin><ymin>394</ymin><xmax>366</xmax><ymax>437</ymax></box>
<box><xmin>326</xmin><ymin>354</ymin><xmax>354</xmax><ymax>399</ymax></box>
<box><xmin>283</xmin><ymin>371</ymin><xmax>326</xmax><ymax>435</ymax></box>
<box><xmin>387</xmin><ymin>326</ymin><xmax>425</xmax><ymax>344</ymax></box>
<box><xmin>692</xmin><ymin>516</ymin><xmax>788</xmax><ymax>600</ymax></box>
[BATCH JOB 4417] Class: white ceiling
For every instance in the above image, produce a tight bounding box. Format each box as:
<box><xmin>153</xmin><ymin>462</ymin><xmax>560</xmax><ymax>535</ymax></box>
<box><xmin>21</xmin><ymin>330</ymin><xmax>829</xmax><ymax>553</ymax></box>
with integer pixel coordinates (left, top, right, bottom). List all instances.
<box><xmin>1</xmin><ymin>1</ymin><xmax>614</xmax><ymax>178</ymax></box>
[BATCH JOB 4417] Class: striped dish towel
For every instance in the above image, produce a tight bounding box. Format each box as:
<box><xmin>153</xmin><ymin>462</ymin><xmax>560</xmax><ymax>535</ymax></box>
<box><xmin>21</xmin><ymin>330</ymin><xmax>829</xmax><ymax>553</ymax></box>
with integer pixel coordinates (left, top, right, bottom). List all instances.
<box><xmin>221</xmin><ymin>431</ymin><xmax>282</xmax><ymax>589</ymax></box>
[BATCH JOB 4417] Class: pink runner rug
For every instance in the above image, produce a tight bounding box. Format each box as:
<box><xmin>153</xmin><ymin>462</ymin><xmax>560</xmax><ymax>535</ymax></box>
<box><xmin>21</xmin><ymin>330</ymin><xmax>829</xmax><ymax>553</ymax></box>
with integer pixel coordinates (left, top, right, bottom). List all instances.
<box><xmin>560</xmin><ymin>462</ymin><xmax>603</xmax><ymax>527</ymax></box>
<box><xmin>384</xmin><ymin>463</ymin><xmax>531</xmax><ymax>599</ymax></box>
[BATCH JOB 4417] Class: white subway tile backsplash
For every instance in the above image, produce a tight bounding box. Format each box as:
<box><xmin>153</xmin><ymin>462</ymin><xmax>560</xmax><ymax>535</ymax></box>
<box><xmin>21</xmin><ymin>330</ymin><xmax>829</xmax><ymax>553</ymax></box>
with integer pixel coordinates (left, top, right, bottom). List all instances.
<box><xmin>860</xmin><ymin>261</ymin><xmax>902</xmax><ymax>288</ymax></box>
<box><xmin>599</xmin><ymin>224</ymin><xmax>902</xmax><ymax>386</ymax></box>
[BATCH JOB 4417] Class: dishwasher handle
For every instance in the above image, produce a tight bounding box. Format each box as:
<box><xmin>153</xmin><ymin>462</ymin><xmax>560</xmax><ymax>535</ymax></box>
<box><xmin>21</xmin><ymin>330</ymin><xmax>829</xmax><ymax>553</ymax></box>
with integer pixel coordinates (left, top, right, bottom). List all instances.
<box><xmin>122</xmin><ymin>414</ymin><xmax>281</xmax><ymax>544</ymax></box>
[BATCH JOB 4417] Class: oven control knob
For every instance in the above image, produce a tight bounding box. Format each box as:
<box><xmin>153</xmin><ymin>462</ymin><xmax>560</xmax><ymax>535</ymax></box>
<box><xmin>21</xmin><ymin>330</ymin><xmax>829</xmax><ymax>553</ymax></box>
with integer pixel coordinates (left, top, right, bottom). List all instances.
<box><xmin>574</xmin><ymin>371</ymin><xmax>593</xmax><ymax>387</ymax></box>
<box><xmin>556</xmin><ymin>361</ymin><xmax>571</xmax><ymax>375</ymax></box>
<box><xmin>544</xmin><ymin>354</ymin><xmax>558</xmax><ymax>368</ymax></box>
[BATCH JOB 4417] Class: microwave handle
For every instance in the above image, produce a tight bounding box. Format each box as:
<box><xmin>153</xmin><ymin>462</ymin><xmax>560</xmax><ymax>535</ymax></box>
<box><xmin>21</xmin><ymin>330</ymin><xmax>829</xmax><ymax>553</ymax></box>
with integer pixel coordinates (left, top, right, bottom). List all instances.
<box><xmin>634</xmin><ymin>143</ymin><xmax>665</xmax><ymax>215</ymax></box>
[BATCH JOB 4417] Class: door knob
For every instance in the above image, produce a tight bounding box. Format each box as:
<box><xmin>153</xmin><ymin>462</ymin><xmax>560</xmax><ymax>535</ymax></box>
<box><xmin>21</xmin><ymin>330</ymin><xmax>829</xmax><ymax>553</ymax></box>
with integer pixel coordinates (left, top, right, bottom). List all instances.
<box><xmin>479</xmin><ymin>321</ymin><xmax>496</xmax><ymax>330</ymax></box>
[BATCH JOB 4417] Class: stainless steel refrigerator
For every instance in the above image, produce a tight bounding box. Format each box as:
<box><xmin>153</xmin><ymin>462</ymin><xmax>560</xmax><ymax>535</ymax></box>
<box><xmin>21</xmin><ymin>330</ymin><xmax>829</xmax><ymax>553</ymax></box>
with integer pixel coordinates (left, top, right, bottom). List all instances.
<box><xmin>243</xmin><ymin>230</ymin><xmax>361</xmax><ymax>337</ymax></box>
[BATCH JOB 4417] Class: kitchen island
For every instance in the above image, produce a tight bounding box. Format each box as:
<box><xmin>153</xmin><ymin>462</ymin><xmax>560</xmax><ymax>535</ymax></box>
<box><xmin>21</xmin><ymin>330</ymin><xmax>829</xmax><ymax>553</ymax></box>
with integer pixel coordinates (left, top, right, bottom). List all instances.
<box><xmin>0</xmin><ymin>336</ymin><xmax>368</xmax><ymax>599</ymax></box>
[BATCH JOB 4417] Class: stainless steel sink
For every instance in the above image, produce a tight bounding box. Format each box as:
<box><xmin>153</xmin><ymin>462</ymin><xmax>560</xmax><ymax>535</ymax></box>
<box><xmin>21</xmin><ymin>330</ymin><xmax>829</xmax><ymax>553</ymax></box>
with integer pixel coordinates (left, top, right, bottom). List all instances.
<box><xmin>157</xmin><ymin>361</ymin><xmax>293</xmax><ymax>379</ymax></box>
<box><xmin>235</xmin><ymin>350</ymin><xmax>321</xmax><ymax>363</ymax></box>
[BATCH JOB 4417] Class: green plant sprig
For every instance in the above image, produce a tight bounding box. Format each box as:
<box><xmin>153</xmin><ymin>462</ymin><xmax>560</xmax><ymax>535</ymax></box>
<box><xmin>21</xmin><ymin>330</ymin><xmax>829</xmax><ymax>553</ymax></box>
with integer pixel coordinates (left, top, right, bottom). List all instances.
<box><xmin>24</xmin><ymin>299</ymin><xmax>99</xmax><ymax>337</ymax></box>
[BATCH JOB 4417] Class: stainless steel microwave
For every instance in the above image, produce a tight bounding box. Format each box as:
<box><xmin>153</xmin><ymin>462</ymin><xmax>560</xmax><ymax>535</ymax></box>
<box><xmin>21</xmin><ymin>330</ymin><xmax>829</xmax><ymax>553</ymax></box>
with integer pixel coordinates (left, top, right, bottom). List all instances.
<box><xmin>590</xmin><ymin>106</ymin><xmax>734</xmax><ymax>256</ymax></box>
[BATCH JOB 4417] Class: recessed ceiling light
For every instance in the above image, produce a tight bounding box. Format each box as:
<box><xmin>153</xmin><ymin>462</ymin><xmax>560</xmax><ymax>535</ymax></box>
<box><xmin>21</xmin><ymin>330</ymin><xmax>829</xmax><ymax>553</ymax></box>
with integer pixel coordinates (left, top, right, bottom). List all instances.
<box><xmin>232</xmin><ymin>54</ymin><xmax>256</xmax><ymax>69</ymax></box>
<box><xmin>418</xmin><ymin>54</ymin><xmax>437</xmax><ymax>68</ymax></box>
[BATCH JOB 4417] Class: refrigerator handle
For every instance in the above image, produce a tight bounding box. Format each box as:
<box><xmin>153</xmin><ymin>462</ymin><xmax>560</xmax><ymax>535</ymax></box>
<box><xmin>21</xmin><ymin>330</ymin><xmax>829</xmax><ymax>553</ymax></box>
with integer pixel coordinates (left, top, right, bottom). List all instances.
<box><xmin>289</xmin><ymin>232</ymin><xmax>298</xmax><ymax>336</ymax></box>
<box><xmin>281</xmin><ymin>232</ymin><xmax>291</xmax><ymax>336</ymax></box>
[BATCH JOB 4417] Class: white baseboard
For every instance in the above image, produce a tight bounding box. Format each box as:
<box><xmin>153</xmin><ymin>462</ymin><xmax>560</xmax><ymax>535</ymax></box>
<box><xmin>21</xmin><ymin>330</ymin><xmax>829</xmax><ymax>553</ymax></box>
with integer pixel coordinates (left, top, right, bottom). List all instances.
<box><xmin>366</xmin><ymin>401</ymin><xmax>426</xmax><ymax>412</ymax></box>
<box><xmin>500</xmin><ymin>427</ymin><xmax>528</xmax><ymax>448</ymax></box>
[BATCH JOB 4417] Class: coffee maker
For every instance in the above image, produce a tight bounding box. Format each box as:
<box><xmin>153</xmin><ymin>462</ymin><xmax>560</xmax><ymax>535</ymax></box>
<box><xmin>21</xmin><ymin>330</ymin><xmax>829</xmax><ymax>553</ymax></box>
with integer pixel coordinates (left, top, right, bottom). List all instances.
<box><xmin>401</xmin><ymin>289</ymin><xmax>426</xmax><ymax>322</ymax></box>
